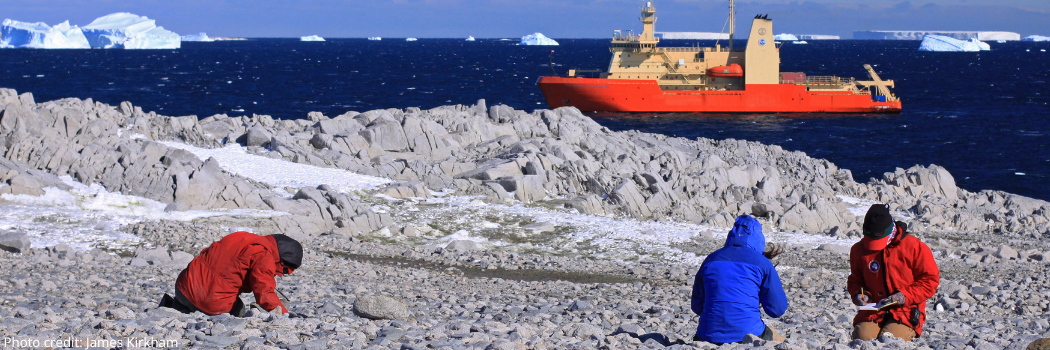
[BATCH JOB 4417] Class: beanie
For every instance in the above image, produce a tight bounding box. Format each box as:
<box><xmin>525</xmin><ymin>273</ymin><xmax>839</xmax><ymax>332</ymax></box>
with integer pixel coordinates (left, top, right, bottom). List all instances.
<box><xmin>271</xmin><ymin>234</ymin><xmax>303</xmax><ymax>269</ymax></box>
<box><xmin>862</xmin><ymin>204</ymin><xmax>894</xmax><ymax>239</ymax></box>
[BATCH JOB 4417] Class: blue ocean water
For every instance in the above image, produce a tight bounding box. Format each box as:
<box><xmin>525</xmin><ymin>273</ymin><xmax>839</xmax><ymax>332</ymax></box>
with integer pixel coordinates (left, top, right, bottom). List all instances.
<box><xmin>1</xmin><ymin>39</ymin><xmax>1048</xmax><ymax>200</ymax></box>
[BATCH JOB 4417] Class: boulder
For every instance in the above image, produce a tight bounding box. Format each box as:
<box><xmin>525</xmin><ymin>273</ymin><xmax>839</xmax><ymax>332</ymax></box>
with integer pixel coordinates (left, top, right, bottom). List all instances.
<box><xmin>445</xmin><ymin>240</ymin><xmax>478</xmax><ymax>253</ymax></box>
<box><xmin>244</xmin><ymin>126</ymin><xmax>272</xmax><ymax>147</ymax></box>
<box><xmin>137</xmin><ymin>248</ymin><xmax>171</xmax><ymax>265</ymax></box>
<box><xmin>995</xmin><ymin>245</ymin><xmax>1019</xmax><ymax>260</ymax></box>
<box><xmin>381</xmin><ymin>181</ymin><xmax>431</xmax><ymax>199</ymax></box>
<box><xmin>353</xmin><ymin>295</ymin><xmax>410</xmax><ymax>320</ymax></box>
<box><xmin>0</xmin><ymin>230</ymin><xmax>31</xmax><ymax>253</ymax></box>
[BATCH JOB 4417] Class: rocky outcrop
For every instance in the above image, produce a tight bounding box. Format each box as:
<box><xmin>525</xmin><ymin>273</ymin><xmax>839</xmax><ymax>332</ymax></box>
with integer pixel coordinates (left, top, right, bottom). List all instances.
<box><xmin>3</xmin><ymin>87</ymin><xmax>1048</xmax><ymax>239</ymax></box>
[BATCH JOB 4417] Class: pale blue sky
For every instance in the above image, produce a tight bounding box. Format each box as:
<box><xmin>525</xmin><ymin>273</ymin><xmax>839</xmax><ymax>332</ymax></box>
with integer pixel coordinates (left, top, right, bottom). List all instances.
<box><xmin>2</xmin><ymin>0</ymin><xmax>1048</xmax><ymax>38</ymax></box>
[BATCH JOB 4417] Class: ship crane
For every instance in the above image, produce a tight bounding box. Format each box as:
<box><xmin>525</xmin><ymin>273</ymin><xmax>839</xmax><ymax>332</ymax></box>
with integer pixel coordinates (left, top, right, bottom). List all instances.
<box><xmin>858</xmin><ymin>64</ymin><xmax>898</xmax><ymax>102</ymax></box>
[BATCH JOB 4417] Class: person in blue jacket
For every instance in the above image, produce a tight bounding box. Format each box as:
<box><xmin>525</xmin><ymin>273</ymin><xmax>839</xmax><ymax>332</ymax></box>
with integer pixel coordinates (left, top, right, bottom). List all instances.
<box><xmin>691</xmin><ymin>215</ymin><xmax>788</xmax><ymax>343</ymax></box>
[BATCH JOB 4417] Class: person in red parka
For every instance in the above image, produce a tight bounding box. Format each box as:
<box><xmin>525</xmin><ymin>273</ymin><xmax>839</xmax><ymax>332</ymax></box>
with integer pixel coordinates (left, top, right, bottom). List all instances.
<box><xmin>160</xmin><ymin>232</ymin><xmax>302</xmax><ymax>316</ymax></box>
<box><xmin>847</xmin><ymin>204</ymin><xmax>939</xmax><ymax>341</ymax></box>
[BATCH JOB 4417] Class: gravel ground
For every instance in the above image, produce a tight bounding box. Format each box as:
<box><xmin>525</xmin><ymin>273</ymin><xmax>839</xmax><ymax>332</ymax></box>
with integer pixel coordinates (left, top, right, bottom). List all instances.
<box><xmin>2</xmin><ymin>219</ymin><xmax>1048</xmax><ymax>350</ymax></box>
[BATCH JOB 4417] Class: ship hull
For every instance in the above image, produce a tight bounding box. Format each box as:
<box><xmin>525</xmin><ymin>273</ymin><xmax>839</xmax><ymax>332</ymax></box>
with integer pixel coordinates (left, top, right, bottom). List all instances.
<box><xmin>537</xmin><ymin>76</ymin><xmax>902</xmax><ymax>113</ymax></box>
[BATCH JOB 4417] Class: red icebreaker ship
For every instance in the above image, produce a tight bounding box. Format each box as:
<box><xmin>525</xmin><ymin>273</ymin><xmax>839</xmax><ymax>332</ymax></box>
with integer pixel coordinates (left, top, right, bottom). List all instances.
<box><xmin>537</xmin><ymin>1</ymin><xmax>901</xmax><ymax>113</ymax></box>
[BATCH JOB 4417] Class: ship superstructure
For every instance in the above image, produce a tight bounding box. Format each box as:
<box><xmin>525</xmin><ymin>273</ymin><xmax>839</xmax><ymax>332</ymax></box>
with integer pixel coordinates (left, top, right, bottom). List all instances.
<box><xmin>537</xmin><ymin>0</ymin><xmax>901</xmax><ymax>113</ymax></box>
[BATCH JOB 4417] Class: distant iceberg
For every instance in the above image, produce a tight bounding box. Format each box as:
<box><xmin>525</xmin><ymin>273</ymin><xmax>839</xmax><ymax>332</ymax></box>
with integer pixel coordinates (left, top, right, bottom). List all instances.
<box><xmin>181</xmin><ymin>32</ymin><xmax>214</xmax><ymax>42</ymax></box>
<box><xmin>0</xmin><ymin>19</ymin><xmax>90</xmax><ymax>49</ymax></box>
<box><xmin>301</xmin><ymin>35</ymin><xmax>325</xmax><ymax>42</ymax></box>
<box><xmin>466</xmin><ymin>36</ymin><xmax>476</xmax><ymax>41</ymax></box>
<box><xmin>82</xmin><ymin>13</ymin><xmax>180</xmax><ymax>49</ymax></box>
<box><xmin>918</xmin><ymin>34</ymin><xmax>988</xmax><ymax>52</ymax></box>
<box><xmin>520</xmin><ymin>32</ymin><xmax>558</xmax><ymax>46</ymax></box>
<box><xmin>368</xmin><ymin>37</ymin><xmax>381</xmax><ymax>41</ymax></box>
<box><xmin>773</xmin><ymin>33</ymin><xmax>798</xmax><ymax>41</ymax></box>
<box><xmin>1024</xmin><ymin>35</ymin><xmax>1050</xmax><ymax>42</ymax></box>
<box><xmin>406</xmin><ymin>38</ymin><xmax>417</xmax><ymax>42</ymax></box>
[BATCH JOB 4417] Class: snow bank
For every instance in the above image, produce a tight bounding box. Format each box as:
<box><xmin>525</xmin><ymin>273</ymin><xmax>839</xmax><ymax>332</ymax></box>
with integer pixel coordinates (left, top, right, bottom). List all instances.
<box><xmin>918</xmin><ymin>34</ymin><xmax>988</xmax><ymax>52</ymax></box>
<box><xmin>519</xmin><ymin>32</ymin><xmax>558</xmax><ymax>46</ymax></box>
<box><xmin>773</xmin><ymin>33</ymin><xmax>798</xmax><ymax>41</ymax></box>
<box><xmin>0</xmin><ymin>176</ymin><xmax>278</xmax><ymax>251</ymax></box>
<box><xmin>300</xmin><ymin>35</ymin><xmax>325</xmax><ymax>41</ymax></box>
<box><xmin>1025</xmin><ymin>35</ymin><xmax>1050</xmax><ymax>42</ymax></box>
<box><xmin>157</xmin><ymin>142</ymin><xmax>391</xmax><ymax>192</ymax></box>
<box><xmin>82</xmin><ymin>13</ymin><xmax>180</xmax><ymax>49</ymax></box>
<box><xmin>0</xmin><ymin>19</ymin><xmax>90</xmax><ymax>49</ymax></box>
<box><xmin>181</xmin><ymin>32</ymin><xmax>214</xmax><ymax>42</ymax></box>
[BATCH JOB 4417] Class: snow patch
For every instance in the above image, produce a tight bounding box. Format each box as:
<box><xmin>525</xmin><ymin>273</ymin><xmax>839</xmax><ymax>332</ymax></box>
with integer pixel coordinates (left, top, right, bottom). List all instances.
<box><xmin>157</xmin><ymin>141</ymin><xmax>391</xmax><ymax>192</ymax></box>
<box><xmin>0</xmin><ymin>176</ymin><xmax>281</xmax><ymax>251</ymax></box>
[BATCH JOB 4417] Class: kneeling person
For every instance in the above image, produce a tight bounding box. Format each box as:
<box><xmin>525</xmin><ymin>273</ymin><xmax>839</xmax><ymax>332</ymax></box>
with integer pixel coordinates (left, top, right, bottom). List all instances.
<box><xmin>162</xmin><ymin>231</ymin><xmax>302</xmax><ymax>316</ymax></box>
<box><xmin>848</xmin><ymin>204</ymin><xmax>939</xmax><ymax>341</ymax></box>
<box><xmin>692</xmin><ymin>215</ymin><xmax>788</xmax><ymax>343</ymax></box>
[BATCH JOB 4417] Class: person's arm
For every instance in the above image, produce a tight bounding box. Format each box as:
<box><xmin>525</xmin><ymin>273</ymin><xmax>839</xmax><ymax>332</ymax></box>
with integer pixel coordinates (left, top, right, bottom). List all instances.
<box><xmin>246</xmin><ymin>248</ymin><xmax>287</xmax><ymax>314</ymax></box>
<box><xmin>690</xmin><ymin>267</ymin><xmax>705</xmax><ymax>315</ymax></box>
<box><xmin>897</xmin><ymin>242</ymin><xmax>940</xmax><ymax>307</ymax></box>
<box><xmin>759</xmin><ymin>263</ymin><xmax>788</xmax><ymax>318</ymax></box>
<box><xmin>846</xmin><ymin>249</ymin><xmax>871</xmax><ymax>305</ymax></box>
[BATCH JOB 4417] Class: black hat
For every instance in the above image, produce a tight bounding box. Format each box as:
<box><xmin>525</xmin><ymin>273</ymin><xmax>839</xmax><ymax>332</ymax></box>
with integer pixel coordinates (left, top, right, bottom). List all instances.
<box><xmin>862</xmin><ymin>204</ymin><xmax>894</xmax><ymax>239</ymax></box>
<box><xmin>271</xmin><ymin>234</ymin><xmax>303</xmax><ymax>269</ymax></box>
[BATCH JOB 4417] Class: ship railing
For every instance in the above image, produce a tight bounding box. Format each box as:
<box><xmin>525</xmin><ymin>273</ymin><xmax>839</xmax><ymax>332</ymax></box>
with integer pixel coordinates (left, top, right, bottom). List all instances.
<box><xmin>653</xmin><ymin>47</ymin><xmax>727</xmax><ymax>53</ymax></box>
<box><xmin>805</xmin><ymin>76</ymin><xmax>847</xmax><ymax>84</ymax></box>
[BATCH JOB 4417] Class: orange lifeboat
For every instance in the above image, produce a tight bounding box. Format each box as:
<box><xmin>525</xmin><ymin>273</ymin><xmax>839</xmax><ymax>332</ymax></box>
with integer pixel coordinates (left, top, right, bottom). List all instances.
<box><xmin>706</xmin><ymin>64</ymin><xmax>743</xmax><ymax>78</ymax></box>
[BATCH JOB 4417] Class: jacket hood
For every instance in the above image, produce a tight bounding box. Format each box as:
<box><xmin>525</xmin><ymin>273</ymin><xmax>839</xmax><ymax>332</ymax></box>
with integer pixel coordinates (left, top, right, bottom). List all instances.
<box><xmin>724</xmin><ymin>215</ymin><xmax>765</xmax><ymax>253</ymax></box>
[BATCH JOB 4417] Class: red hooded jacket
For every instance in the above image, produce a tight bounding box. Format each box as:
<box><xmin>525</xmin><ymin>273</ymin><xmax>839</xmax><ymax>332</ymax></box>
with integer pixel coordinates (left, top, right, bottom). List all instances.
<box><xmin>176</xmin><ymin>232</ymin><xmax>288</xmax><ymax>315</ymax></box>
<box><xmin>847</xmin><ymin>224</ymin><xmax>939</xmax><ymax>336</ymax></box>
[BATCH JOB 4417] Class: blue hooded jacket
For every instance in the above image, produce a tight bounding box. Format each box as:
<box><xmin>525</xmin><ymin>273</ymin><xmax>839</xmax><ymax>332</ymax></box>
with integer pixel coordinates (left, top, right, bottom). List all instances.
<box><xmin>691</xmin><ymin>215</ymin><xmax>788</xmax><ymax>343</ymax></box>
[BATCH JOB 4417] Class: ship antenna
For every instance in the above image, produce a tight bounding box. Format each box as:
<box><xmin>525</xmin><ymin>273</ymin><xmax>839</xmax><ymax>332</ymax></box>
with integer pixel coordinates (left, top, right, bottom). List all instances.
<box><xmin>728</xmin><ymin>0</ymin><xmax>735</xmax><ymax>51</ymax></box>
<box><xmin>549</xmin><ymin>50</ymin><xmax>557</xmax><ymax>76</ymax></box>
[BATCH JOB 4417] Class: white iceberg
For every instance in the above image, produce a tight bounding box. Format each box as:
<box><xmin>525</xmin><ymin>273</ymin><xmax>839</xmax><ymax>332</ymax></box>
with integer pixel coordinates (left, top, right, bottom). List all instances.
<box><xmin>82</xmin><ymin>13</ymin><xmax>180</xmax><ymax>49</ymax></box>
<box><xmin>1024</xmin><ymin>35</ymin><xmax>1050</xmax><ymax>42</ymax></box>
<box><xmin>969</xmin><ymin>38</ymin><xmax>990</xmax><ymax>51</ymax></box>
<box><xmin>918</xmin><ymin>34</ymin><xmax>988</xmax><ymax>52</ymax></box>
<box><xmin>406</xmin><ymin>38</ymin><xmax>417</xmax><ymax>41</ymax></box>
<box><xmin>466</xmin><ymin>36</ymin><xmax>475</xmax><ymax>41</ymax></box>
<box><xmin>181</xmin><ymin>32</ymin><xmax>213</xmax><ymax>42</ymax></box>
<box><xmin>301</xmin><ymin>35</ymin><xmax>325</xmax><ymax>41</ymax></box>
<box><xmin>773</xmin><ymin>33</ymin><xmax>797</xmax><ymax>41</ymax></box>
<box><xmin>0</xmin><ymin>19</ymin><xmax>90</xmax><ymax>49</ymax></box>
<box><xmin>368</xmin><ymin>37</ymin><xmax>381</xmax><ymax>41</ymax></box>
<box><xmin>519</xmin><ymin>32</ymin><xmax>558</xmax><ymax>46</ymax></box>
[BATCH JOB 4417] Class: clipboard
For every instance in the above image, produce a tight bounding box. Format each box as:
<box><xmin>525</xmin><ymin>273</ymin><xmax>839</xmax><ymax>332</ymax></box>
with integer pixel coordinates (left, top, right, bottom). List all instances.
<box><xmin>858</xmin><ymin>299</ymin><xmax>899</xmax><ymax>311</ymax></box>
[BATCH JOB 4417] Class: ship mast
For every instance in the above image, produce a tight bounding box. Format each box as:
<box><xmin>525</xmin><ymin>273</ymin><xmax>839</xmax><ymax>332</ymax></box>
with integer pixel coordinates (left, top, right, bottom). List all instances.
<box><xmin>728</xmin><ymin>0</ymin><xmax>735</xmax><ymax>51</ymax></box>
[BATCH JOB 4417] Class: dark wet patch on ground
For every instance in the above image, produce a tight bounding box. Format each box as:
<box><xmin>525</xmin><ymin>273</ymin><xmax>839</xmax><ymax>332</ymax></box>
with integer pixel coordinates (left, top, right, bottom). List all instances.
<box><xmin>326</xmin><ymin>250</ymin><xmax>640</xmax><ymax>284</ymax></box>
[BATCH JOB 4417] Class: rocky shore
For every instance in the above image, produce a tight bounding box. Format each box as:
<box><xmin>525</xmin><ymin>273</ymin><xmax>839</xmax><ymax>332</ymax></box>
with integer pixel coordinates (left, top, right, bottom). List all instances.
<box><xmin>1</xmin><ymin>88</ymin><xmax>1049</xmax><ymax>349</ymax></box>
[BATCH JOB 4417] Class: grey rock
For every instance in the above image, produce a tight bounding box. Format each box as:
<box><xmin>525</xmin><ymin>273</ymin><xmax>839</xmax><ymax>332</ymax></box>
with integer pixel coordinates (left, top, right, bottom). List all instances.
<box><xmin>817</xmin><ymin>244</ymin><xmax>851</xmax><ymax>255</ymax></box>
<box><xmin>137</xmin><ymin>248</ymin><xmax>171</xmax><ymax>265</ymax></box>
<box><xmin>446</xmin><ymin>240</ymin><xmax>478</xmax><ymax>253</ymax></box>
<box><xmin>129</xmin><ymin>257</ymin><xmax>149</xmax><ymax>267</ymax></box>
<box><xmin>995</xmin><ymin>245</ymin><xmax>1018</xmax><ymax>260</ymax></box>
<box><xmin>0</xmin><ymin>231</ymin><xmax>31</xmax><ymax>253</ymax></box>
<box><xmin>353</xmin><ymin>295</ymin><xmax>410</xmax><ymax>320</ymax></box>
<box><xmin>521</xmin><ymin>222</ymin><xmax>555</xmax><ymax>233</ymax></box>
<box><xmin>245</xmin><ymin>126</ymin><xmax>272</xmax><ymax>147</ymax></box>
